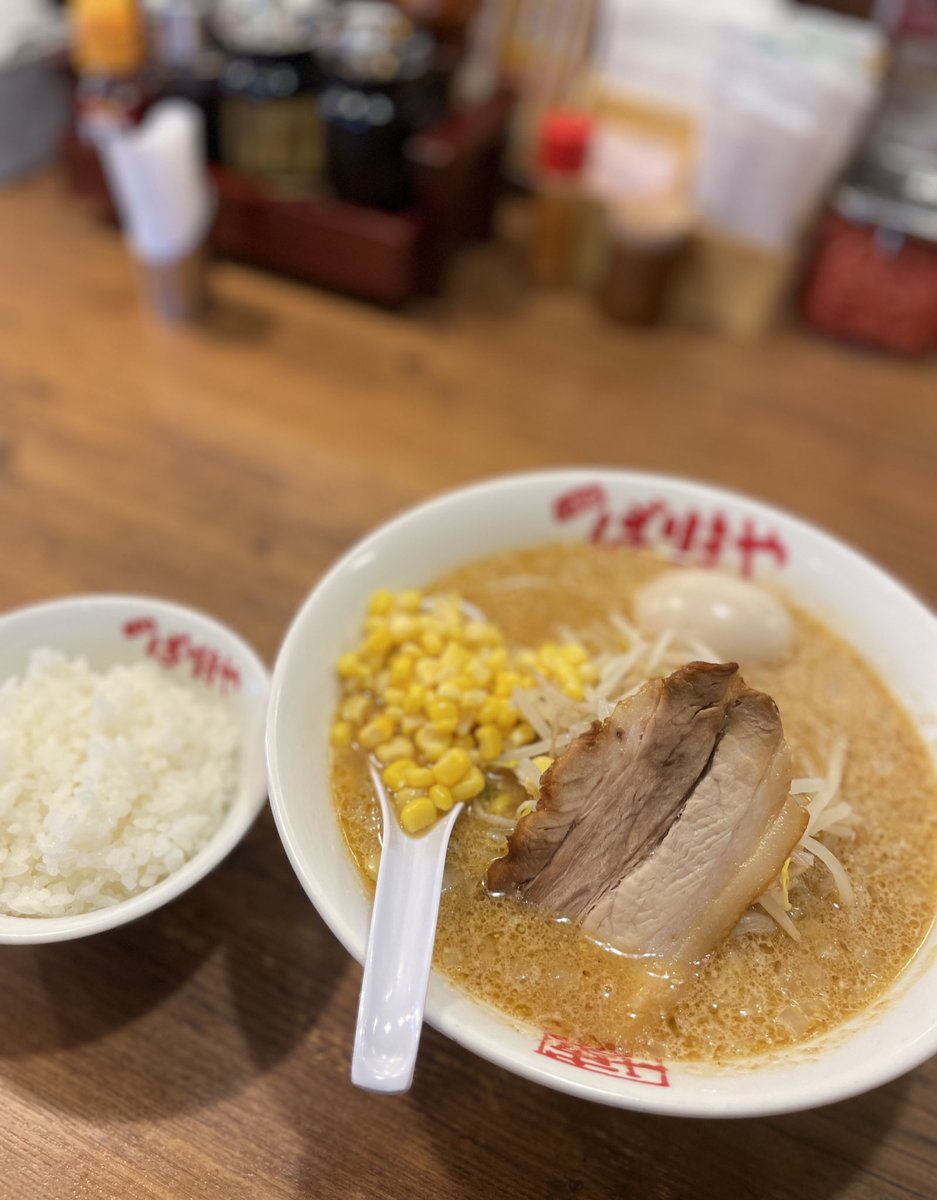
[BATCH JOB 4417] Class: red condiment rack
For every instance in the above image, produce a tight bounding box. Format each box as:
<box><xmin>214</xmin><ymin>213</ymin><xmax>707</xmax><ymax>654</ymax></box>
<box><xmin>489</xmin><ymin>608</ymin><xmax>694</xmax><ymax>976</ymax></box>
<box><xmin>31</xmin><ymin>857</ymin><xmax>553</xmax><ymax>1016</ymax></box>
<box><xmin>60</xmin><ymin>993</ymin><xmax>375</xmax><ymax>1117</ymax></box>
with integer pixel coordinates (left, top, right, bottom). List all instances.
<box><xmin>61</xmin><ymin>87</ymin><xmax>512</xmax><ymax>308</ymax></box>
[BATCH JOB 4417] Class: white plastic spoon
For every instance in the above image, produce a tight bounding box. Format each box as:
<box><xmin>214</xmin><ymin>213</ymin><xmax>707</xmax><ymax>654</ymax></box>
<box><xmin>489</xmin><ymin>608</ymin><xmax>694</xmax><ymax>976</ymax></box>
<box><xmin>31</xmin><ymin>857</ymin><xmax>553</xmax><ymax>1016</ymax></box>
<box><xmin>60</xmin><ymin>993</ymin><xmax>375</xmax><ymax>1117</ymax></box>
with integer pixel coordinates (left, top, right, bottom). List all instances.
<box><xmin>351</xmin><ymin>763</ymin><xmax>463</xmax><ymax>1093</ymax></box>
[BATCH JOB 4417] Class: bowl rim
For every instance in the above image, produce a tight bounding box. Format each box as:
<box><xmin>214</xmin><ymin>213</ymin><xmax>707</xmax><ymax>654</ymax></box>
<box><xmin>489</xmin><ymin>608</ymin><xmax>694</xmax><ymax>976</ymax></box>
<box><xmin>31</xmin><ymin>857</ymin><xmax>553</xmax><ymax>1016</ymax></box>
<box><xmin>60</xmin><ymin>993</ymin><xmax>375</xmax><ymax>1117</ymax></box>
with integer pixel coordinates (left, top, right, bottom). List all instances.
<box><xmin>266</xmin><ymin>466</ymin><xmax>937</xmax><ymax>1116</ymax></box>
<box><xmin>0</xmin><ymin>591</ymin><xmax>271</xmax><ymax>944</ymax></box>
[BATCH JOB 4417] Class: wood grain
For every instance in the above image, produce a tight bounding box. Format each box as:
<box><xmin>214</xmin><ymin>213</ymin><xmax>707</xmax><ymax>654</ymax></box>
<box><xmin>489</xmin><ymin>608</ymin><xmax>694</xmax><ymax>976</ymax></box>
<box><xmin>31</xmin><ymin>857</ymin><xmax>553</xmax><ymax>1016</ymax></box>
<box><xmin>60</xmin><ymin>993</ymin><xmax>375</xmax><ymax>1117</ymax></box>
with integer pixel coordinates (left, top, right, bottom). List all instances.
<box><xmin>1</xmin><ymin>171</ymin><xmax>937</xmax><ymax>1200</ymax></box>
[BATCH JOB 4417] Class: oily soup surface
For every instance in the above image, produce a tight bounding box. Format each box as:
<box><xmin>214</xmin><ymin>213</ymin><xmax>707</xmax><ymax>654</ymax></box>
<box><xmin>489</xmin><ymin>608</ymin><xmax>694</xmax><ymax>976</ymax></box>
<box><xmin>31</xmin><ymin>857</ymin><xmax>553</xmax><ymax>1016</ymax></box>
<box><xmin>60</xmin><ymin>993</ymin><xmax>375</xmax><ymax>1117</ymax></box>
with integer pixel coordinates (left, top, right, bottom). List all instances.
<box><xmin>333</xmin><ymin>544</ymin><xmax>937</xmax><ymax>1061</ymax></box>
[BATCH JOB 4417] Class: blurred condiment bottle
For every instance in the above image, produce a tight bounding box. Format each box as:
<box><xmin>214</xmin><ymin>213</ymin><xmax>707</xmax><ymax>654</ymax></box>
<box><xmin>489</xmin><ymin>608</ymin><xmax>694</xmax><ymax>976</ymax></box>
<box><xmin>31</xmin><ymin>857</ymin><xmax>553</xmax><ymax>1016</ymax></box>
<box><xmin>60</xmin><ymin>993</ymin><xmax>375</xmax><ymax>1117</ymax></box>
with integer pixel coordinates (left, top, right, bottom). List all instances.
<box><xmin>142</xmin><ymin>0</ymin><xmax>223</xmax><ymax>158</ymax></box>
<box><xmin>577</xmin><ymin>119</ymin><xmax>688</xmax><ymax>297</ymax></box>
<box><xmin>97</xmin><ymin>98</ymin><xmax>215</xmax><ymax>322</ymax></box>
<box><xmin>529</xmin><ymin>110</ymin><xmax>592</xmax><ymax>286</ymax></box>
<box><xmin>803</xmin><ymin>37</ymin><xmax>937</xmax><ymax>356</ymax></box>
<box><xmin>70</xmin><ymin>0</ymin><xmax>152</xmax><ymax>137</ymax></box>
<box><xmin>596</xmin><ymin>197</ymin><xmax>691</xmax><ymax>328</ymax></box>
<box><xmin>212</xmin><ymin>0</ymin><xmax>330</xmax><ymax>192</ymax></box>
<box><xmin>319</xmin><ymin>1</ymin><xmax>441</xmax><ymax>211</ymax></box>
<box><xmin>395</xmin><ymin>0</ymin><xmax>477</xmax><ymax>39</ymax></box>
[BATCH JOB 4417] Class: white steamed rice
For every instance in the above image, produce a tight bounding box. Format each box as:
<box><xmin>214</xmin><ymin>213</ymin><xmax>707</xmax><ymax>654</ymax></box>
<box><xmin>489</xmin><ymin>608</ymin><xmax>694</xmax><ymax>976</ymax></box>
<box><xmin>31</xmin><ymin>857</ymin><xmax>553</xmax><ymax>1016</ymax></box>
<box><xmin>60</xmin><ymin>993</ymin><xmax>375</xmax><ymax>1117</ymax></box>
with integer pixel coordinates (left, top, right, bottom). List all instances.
<box><xmin>0</xmin><ymin>649</ymin><xmax>240</xmax><ymax>918</ymax></box>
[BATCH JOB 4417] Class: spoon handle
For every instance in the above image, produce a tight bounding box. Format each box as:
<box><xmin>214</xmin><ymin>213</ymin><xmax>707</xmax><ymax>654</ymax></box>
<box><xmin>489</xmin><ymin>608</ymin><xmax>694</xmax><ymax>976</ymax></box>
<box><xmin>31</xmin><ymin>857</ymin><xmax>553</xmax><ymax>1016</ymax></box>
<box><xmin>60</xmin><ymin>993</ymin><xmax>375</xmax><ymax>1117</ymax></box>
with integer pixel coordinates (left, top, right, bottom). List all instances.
<box><xmin>352</xmin><ymin>798</ymin><xmax>463</xmax><ymax>1093</ymax></box>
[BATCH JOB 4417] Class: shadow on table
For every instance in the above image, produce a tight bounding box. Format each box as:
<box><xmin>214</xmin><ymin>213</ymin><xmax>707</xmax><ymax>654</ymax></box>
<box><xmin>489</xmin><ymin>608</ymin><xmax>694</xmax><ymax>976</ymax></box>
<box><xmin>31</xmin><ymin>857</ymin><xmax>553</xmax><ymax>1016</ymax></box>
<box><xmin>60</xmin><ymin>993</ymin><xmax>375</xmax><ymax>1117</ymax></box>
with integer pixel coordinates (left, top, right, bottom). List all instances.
<box><xmin>0</xmin><ymin>809</ymin><xmax>345</xmax><ymax>1122</ymax></box>
<box><xmin>197</xmin><ymin>293</ymin><xmax>275</xmax><ymax>344</ymax></box>
<box><xmin>291</xmin><ymin>1019</ymin><xmax>910</xmax><ymax>1200</ymax></box>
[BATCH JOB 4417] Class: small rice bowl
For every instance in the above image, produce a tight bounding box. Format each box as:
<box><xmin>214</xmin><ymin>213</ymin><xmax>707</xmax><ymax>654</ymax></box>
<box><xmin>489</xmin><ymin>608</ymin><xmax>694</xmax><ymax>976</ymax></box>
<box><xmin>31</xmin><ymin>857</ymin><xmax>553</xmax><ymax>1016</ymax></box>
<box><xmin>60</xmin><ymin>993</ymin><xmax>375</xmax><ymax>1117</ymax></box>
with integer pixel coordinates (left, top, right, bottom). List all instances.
<box><xmin>0</xmin><ymin>649</ymin><xmax>240</xmax><ymax>917</ymax></box>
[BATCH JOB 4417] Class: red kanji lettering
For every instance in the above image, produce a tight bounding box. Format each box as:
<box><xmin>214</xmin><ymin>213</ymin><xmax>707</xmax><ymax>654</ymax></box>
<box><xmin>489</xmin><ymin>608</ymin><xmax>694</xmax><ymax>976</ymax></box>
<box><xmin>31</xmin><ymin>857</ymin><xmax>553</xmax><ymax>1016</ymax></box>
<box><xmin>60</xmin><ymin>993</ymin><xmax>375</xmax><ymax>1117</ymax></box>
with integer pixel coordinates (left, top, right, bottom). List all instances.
<box><xmin>699</xmin><ymin>512</ymin><xmax>730</xmax><ymax>566</ymax></box>
<box><xmin>151</xmin><ymin>632</ymin><xmax>190</xmax><ymax>668</ymax></box>
<box><xmin>553</xmin><ymin>484</ymin><xmax>609</xmax><ymax>523</ymax></box>
<box><xmin>220</xmin><ymin>659</ymin><xmax>242</xmax><ymax>693</ymax></box>
<box><xmin>621</xmin><ymin>500</ymin><xmax>667</xmax><ymax>548</ymax></box>
<box><xmin>735</xmin><ymin>520</ymin><xmax>787</xmax><ymax>577</ymax></box>
<box><xmin>535</xmin><ymin>1033</ymin><xmax>669</xmax><ymax>1086</ymax></box>
<box><xmin>549</xmin><ymin>488</ymin><xmax>789</xmax><ymax>578</ymax></box>
<box><xmin>661</xmin><ymin>509</ymin><xmax>701</xmax><ymax>554</ymax></box>
<box><xmin>187</xmin><ymin>643</ymin><xmax>221</xmax><ymax>685</ymax></box>
<box><xmin>123</xmin><ymin>616</ymin><xmax>158</xmax><ymax>639</ymax></box>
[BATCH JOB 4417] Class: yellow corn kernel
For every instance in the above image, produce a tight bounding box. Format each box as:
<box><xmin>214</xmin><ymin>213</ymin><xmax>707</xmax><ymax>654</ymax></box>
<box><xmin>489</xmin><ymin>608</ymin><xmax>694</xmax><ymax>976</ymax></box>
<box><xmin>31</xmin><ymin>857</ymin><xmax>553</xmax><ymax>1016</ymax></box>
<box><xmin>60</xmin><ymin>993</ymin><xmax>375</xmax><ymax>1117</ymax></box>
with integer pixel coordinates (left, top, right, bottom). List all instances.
<box><xmin>384</xmin><ymin>686</ymin><xmax>406</xmax><ymax>707</ymax></box>
<box><xmin>462</xmin><ymin>688</ymin><xmax>489</xmax><ymax>710</ymax></box>
<box><xmin>440</xmin><ymin>642</ymin><xmax>469</xmax><ymax>673</ymax></box>
<box><xmin>560</xmin><ymin>642</ymin><xmax>589</xmax><ymax>665</ymax></box>
<box><xmin>454</xmin><ymin>734</ymin><xmax>476</xmax><ymax>751</ymax></box>
<box><xmin>389</xmin><ymin>613</ymin><xmax>415</xmax><ymax>641</ymax></box>
<box><xmin>363</xmin><ymin>627</ymin><xmax>393</xmax><ymax>659</ymax></box>
<box><xmin>415</xmin><ymin>658</ymin><xmax>440</xmax><ymax>686</ymax></box>
<box><xmin>436</xmin><ymin>680</ymin><xmax>463</xmax><ymax>702</ymax></box>
<box><xmin>405</xmin><ymin>766</ymin><xmax>436</xmax><ymax>789</ymax></box>
<box><xmin>382</xmin><ymin>758</ymin><xmax>417</xmax><ymax>790</ymax></box>
<box><xmin>403</xmin><ymin>684</ymin><xmax>424</xmax><ymax>715</ymax></box>
<box><xmin>432</xmin><ymin>747</ymin><xmax>472</xmax><ymax>787</ymax></box>
<box><xmin>489</xmin><ymin>792</ymin><xmax>515</xmax><ymax>816</ymax></box>
<box><xmin>340</xmin><ymin>693</ymin><xmax>371</xmax><ymax>724</ymax></box>
<box><xmin>421</xmin><ymin>629</ymin><xmax>444</xmax><ymax>656</ymax></box>
<box><xmin>428</xmin><ymin>699</ymin><xmax>459</xmax><ymax>734</ymax></box>
<box><xmin>359</xmin><ymin>714</ymin><xmax>395</xmax><ymax>749</ymax></box>
<box><xmin>337</xmin><ymin>652</ymin><xmax>362</xmax><ymax>679</ymax></box>
<box><xmin>414</xmin><ymin>726</ymin><xmax>451</xmax><ymax>762</ymax></box>
<box><xmin>534</xmin><ymin>755</ymin><xmax>554</xmax><ymax>773</ymax></box>
<box><xmin>397</xmin><ymin>589</ymin><xmax>423</xmax><ymax>612</ymax></box>
<box><xmin>401</xmin><ymin>715</ymin><xmax>422</xmax><ymax>735</ymax></box>
<box><xmin>368</xmin><ymin>588</ymin><xmax>394</xmax><ymax>615</ymax></box>
<box><xmin>400</xmin><ymin>796</ymin><xmax>437</xmax><ymax>833</ymax></box>
<box><xmin>486</xmin><ymin>646</ymin><xmax>508</xmax><ymax>672</ymax></box>
<box><xmin>389</xmin><ymin>653</ymin><xmax>414</xmax><ymax>684</ymax></box>
<box><xmin>494</xmin><ymin>704</ymin><xmax>519</xmax><ymax>732</ymax></box>
<box><xmin>429</xmin><ymin>783</ymin><xmax>454</xmax><ymax>811</ymax></box>
<box><xmin>580</xmin><ymin>662</ymin><xmax>600</xmax><ymax>684</ymax></box>
<box><xmin>506</xmin><ymin>722</ymin><xmax>535</xmax><ymax>749</ymax></box>
<box><xmin>477</xmin><ymin>697</ymin><xmax>501</xmax><ymax>725</ymax></box>
<box><xmin>331</xmin><ymin>721</ymin><xmax>352</xmax><ymax>746</ymax></box>
<box><xmin>465</xmin><ymin>660</ymin><xmax>492</xmax><ymax>687</ymax></box>
<box><xmin>535</xmin><ymin>643</ymin><xmax>558</xmax><ymax>668</ymax></box>
<box><xmin>451</xmin><ymin>766</ymin><xmax>486</xmax><ymax>803</ymax></box>
<box><xmin>494</xmin><ymin>671</ymin><xmax>523</xmax><ymax>698</ymax></box>
<box><xmin>475</xmin><ymin>723</ymin><xmax>503</xmax><ymax>762</ymax></box>
<box><xmin>551</xmin><ymin>676</ymin><xmax>580</xmax><ymax>700</ymax></box>
<box><xmin>395</xmin><ymin>786</ymin><xmax>427</xmax><ymax>806</ymax></box>
<box><xmin>491</xmin><ymin>698</ymin><xmax>519</xmax><ymax>726</ymax></box>
<box><xmin>439</xmin><ymin>620</ymin><xmax>463</xmax><ymax>643</ymax></box>
<box><xmin>427</xmin><ymin>697</ymin><xmax>458</xmax><ymax>722</ymax></box>
<box><xmin>375</xmin><ymin>736</ymin><xmax>415</xmax><ymax>764</ymax></box>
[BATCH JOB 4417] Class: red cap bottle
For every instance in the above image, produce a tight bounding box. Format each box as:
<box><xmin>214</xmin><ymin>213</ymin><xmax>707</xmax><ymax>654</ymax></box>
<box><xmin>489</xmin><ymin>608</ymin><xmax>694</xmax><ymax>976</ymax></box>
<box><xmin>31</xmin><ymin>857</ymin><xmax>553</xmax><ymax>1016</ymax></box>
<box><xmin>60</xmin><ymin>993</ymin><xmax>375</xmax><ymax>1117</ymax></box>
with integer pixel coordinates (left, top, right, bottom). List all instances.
<box><xmin>536</xmin><ymin>111</ymin><xmax>592</xmax><ymax>177</ymax></box>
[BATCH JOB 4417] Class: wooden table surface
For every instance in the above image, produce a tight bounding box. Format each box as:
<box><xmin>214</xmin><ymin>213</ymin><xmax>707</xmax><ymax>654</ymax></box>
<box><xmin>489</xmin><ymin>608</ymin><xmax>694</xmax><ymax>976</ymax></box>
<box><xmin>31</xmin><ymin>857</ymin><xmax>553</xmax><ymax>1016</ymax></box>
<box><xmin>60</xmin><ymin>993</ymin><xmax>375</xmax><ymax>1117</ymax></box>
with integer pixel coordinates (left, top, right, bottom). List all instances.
<box><xmin>2</xmin><ymin>171</ymin><xmax>937</xmax><ymax>1200</ymax></box>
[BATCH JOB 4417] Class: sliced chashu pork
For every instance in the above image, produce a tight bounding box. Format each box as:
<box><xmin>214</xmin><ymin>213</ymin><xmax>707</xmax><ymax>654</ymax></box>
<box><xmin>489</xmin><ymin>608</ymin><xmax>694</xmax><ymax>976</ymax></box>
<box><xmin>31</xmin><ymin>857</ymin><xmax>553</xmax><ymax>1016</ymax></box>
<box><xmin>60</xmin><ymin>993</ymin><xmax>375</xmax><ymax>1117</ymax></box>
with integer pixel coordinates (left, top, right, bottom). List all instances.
<box><xmin>487</xmin><ymin>661</ymin><xmax>742</xmax><ymax>914</ymax></box>
<box><xmin>583</xmin><ymin>687</ymin><xmax>806</xmax><ymax>957</ymax></box>
<box><xmin>487</xmin><ymin>662</ymin><xmax>806</xmax><ymax>962</ymax></box>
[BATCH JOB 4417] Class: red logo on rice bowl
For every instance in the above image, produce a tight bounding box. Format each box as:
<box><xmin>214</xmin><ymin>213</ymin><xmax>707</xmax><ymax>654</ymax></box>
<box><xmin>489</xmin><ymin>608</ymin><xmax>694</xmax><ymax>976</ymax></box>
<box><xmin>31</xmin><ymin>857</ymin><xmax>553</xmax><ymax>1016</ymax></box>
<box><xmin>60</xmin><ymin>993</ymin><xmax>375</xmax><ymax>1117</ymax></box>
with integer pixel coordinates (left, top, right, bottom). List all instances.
<box><xmin>535</xmin><ymin>1032</ymin><xmax>669</xmax><ymax>1087</ymax></box>
<box><xmin>552</xmin><ymin>484</ymin><xmax>788</xmax><ymax>578</ymax></box>
<box><xmin>122</xmin><ymin>617</ymin><xmax>242</xmax><ymax>691</ymax></box>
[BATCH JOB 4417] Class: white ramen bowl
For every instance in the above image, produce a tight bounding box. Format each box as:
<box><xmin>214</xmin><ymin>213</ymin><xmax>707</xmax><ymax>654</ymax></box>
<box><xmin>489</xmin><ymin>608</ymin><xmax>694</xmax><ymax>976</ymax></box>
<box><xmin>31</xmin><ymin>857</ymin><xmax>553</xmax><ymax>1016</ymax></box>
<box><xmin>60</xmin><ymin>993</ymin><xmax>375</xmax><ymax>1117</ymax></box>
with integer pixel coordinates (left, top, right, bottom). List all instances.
<box><xmin>266</xmin><ymin>469</ymin><xmax>937</xmax><ymax>1118</ymax></box>
<box><xmin>0</xmin><ymin>594</ymin><xmax>269</xmax><ymax>944</ymax></box>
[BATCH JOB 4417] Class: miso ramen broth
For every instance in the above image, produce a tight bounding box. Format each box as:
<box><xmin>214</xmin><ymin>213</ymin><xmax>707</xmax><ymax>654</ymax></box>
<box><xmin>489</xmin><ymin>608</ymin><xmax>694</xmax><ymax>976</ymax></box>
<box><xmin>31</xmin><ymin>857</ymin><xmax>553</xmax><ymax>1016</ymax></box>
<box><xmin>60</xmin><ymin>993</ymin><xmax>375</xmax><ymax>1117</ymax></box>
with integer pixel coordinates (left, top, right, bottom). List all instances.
<box><xmin>332</xmin><ymin>544</ymin><xmax>937</xmax><ymax>1061</ymax></box>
